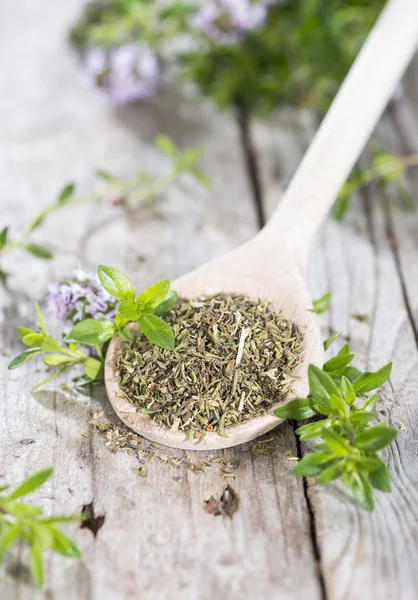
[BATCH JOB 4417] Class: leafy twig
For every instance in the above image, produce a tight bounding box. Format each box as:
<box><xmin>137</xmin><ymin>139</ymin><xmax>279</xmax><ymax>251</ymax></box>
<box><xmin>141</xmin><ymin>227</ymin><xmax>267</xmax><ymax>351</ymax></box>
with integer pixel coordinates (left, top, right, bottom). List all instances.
<box><xmin>0</xmin><ymin>468</ymin><xmax>82</xmax><ymax>589</ymax></box>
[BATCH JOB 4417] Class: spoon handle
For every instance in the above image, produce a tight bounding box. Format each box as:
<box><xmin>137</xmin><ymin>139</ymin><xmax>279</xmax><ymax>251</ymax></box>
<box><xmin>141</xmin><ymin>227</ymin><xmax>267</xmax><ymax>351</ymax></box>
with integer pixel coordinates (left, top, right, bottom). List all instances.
<box><xmin>261</xmin><ymin>0</ymin><xmax>418</xmax><ymax>259</ymax></box>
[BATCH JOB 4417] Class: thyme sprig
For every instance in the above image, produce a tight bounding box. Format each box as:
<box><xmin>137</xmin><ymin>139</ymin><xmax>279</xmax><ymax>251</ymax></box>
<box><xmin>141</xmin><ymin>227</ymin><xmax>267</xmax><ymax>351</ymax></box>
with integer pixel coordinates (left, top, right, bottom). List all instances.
<box><xmin>275</xmin><ymin>335</ymin><xmax>397</xmax><ymax>511</ymax></box>
<box><xmin>0</xmin><ymin>468</ymin><xmax>82</xmax><ymax>589</ymax></box>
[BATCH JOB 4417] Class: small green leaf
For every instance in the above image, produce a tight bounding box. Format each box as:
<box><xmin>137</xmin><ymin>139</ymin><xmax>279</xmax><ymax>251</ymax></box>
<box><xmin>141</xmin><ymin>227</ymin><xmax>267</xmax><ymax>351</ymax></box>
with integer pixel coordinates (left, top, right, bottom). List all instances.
<box><xmin>341</xmin><ymin>376</ymin><xmax>356</xmax><ymax>405</ymax></box>
<box><xmin>361</xmin><ymin>393</ymin><xmax>378</xmax><ymax>412</ymax></box>
<box><xmin>308</xmin><ymin>364</ymin><xmax>341</xmax><ymax>414</ymax></box>
<box><xmin>17</xmin><ymin>326</ymin><xmax>37</xmax><ymax>339</ymax></box>
<box><xmin>9</xmin><ymin>468</ymin><xmax>53</xmax><ymax>499</ymax></box>
<box><xmin>341</xmin><ymin>366</ymin><xmax>363</xmax><ymax>382</ymax></box>
<box><xmin>323</xmin><ymin>344</ymin><xmax>355</xmax><ymax>373</ymax></box>
<box><xmin>295</xmin><ymin>419</ymin><xmax>330</xmax><ymax>441</ymax></box>
<box><xmin>355</xmin><ymin>423</ymin><xmax>398</xmax><ymax>451</ymax></box>
<box><xmin>30</xmin><ymin>542</ymin><xmax>44</xmax><ymax>588</ymax></box>
<box><xmin>22</xmin><ymin>333</ymin><xmax>45</xmax><ymax>347</ymax></box>
<box><xmin>0</xmin><ymin>525</ymin><xmax>19</xmax><ymax>561</ymax></box>
<box><xmin>138</xmin><ymin>315</ymin><xmax>175</xmax><ymax>350</ymax></box>
<box><xmin>322</xmin><ymin>430</ymin><xmax>352</xmax><ymax>456</ymax></box>
<box><xmin>96</xmin><ymin>169</ymin><xmax>117</xmax><ymax>182</ymax></box>
<box><xmin>292</xmin><ymin>451</ymin><xmax>335</xmax><ymax>476</ymax></box>
<box><xmin>49</xmin><ymin>526</ymin><xmax>82</xmax><ymax>559</ymax></box>
<box><xmin>43</xmin><ymin>354</ymin><xmax>74</xmax><ymax>367</ymax></box>
<box><xmin>0</xmin><ymin>226</ymin><xmax>9</xmax><ymax>249</ymax></box>
<box><xmin>154</xmin><ymin>290</ymin><xmax>178</xmax><ymax>316</ymax></box>
<box><xmin>136</xmin><ymin>280</ymin><xmax>171</xmax><ymax>311</ymax></box>
<box><xmin>190</xmin><ymin>168</ymin><xmax>211</xmax><ymax>186</ymax></box>
<box><xmin>352</xmin><ymin>363</ymin><xmax>392</xmax><ymax>395</ymax></box>
<box><xmin>83</xmin><ymin>358</ymin><xmax>104</xmax><ymax>381</ymax></box>
<box><xmin>154</xmin><ymin>133</ymin><xmax>178</xmax><ymax>158</ymax></box>
<box><xmin>367</xmin><ymin>458</ymin><xmax>392</xmax><ymax>492</ymax></box>
<box><xmin>176</xmin><ymin>147</ymin><xmax>201</xmax><ymax>170</ymax></box>
<box><xmin>312</xmin><ymin>292</ymin><xmax>331</xmax><ymax>314</ymax></box>
<box><xmin>316</xmin><ymin>461</ymin><xmax>345</xmax><ymax>484</ymax></box>
<box><xmin>98</xmin><ymin>265</ymin><xmax>134</xmax><ymax>301</ymax></box>
<box><xmin>8</xmin><ymin>348</ymin><xmax>42</xmax><ymax>370</ymax></box>
<box><xmin>118</xmin><ymin>300</ymin><xmax>139</xmax><ymax>321</ymax></box>
<box><xmin>42</xmin><ymin>335</ymin><xmax>66</xmax><ymax>353</ymax></box>
<box><xmin>274</xmin><ymin>398</ymin><xmax>318</xmax><ymax>420</ymax></box>
<box><xmin>35</xmin><ymin>302</ymin><xmax>48</xmax><ymax>336</ymax></box>
<box><xmin>349</xmin><ymin>410</ymin><xmax>377</xmax><ymax>427</ymax></box>
<box><xmin>56</xmin><ymin>182</ymin><xmax>75</xmax><ymax>205</ymax></box>
<box><xmin>25</xmin><ymin>244</ymin><xmax>54</xmax><ymax>260</ymax></box>
<box><xmin>350</xmin><ymin>472</ymin><xmax>374</xmax><ymax>511</ymax></box>
<box><xmin>114</xmin><ymin>313</ymin><xmax>127</xmax><ymax>329</ymax></box>
<box><xmin>323</xmin><ymin>331</ymin><xmax>341</xmax><ymax>352</ymax></box>
<box><xmin>333</xmin><ymin>192</ymin><xmax>352</xmax><ymax>221</ymax></box>
<box><xmin>64</xmin><ymin>319</ymin><xmax>115</xmax><ymax>346</ymax></box>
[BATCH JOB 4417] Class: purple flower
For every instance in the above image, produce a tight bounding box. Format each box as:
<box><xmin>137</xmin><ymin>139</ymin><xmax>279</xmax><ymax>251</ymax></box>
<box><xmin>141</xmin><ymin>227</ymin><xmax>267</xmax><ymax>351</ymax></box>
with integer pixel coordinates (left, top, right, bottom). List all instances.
<box><xmin>83</xmin><ymin>43</ymin><xmax>161</xmax><ymax>104</ymax></box>
<box><xmin>46</xmin><ymin>269</ymin><xmax>118</xmax><ymax>327</ymax></box>
<box><xmin>195</xmin><ymin>0</ymin><xmax>272</xmax><ymax>44</ymax></box>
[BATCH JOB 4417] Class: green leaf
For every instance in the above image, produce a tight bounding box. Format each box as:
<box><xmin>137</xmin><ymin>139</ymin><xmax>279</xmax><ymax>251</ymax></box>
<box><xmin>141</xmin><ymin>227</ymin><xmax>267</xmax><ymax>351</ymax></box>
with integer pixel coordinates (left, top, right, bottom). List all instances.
<box><xmin>292</xmin><ymin>451</ymin><xmax>335</xmax><ymax>476</ymax></box>
<box><xmin>350</xmin><ymin>472</ymin><xmax>374</xmax><ymax>511</ymax></box>
<box><xmin>114</xmin><ymin>313</ymin><xmax>127</xmax><ymax>329</ymax></box>
<box><xmin>17</xmin><ymin>326</ymin><xmax>37</xmax><ymax>339</ymax></box>
<box><xmin>274</xmin><ymin>398</ymin><xmax>318</xmax><ymax>420</ymax></box>
<box><xmin>83</xmin><ymin>358</ymin><xmax>104</xmax><ymax>381</ymax></box>
<box><xmin>355</xmin><ymin>423</ymin><xmax>398</xmax><ymax>451</ymax></box>
<box><xmin>322</xmin><ymin>430</ymin><xmax>352</xmax><ymax>456</ymax></box>
<box><xmin>312</xmin><ymin>292</ymin><xmax>331</xmax><ymax>314</ymax></box>
<box><xmin>341</xmin><ymin>366</ymin><xmax>363</xmax><ymax>383</ymax></box>
<box><xmin>64</xmin><ymin>319</ymin><xmax>115</xmax><ymax>346</ymax></box>
<box><xmin>0</xmin><ymin>524</ymin><xmax>19</xmax><ymax>561</ymax></box>
<box><xmin>349</xmin><ymin>410</ymin><xmax>377</xmax><ymax>427</ymax></box>
<box><xmin>154</xmin><ymin>133</ymin><xmax>178</xmax><ymax>158</ymax></box>
<box><xmin>308</xmin><ymin>365</ymin><xmax>341</xmax><ymax>414</ymax></box>
<box><xmin>30</xmin><ymin>542</ymin><xmax>44</xmax><ymax>588</ymax></box>
<box><xmin>56</xmin><ymin>182</ymin><xmax>75</xmax><ymax>205</ymax></box>
<box><xmin>190</xmin><ymin>167</ymin><xmax>211</xmax><ymax>187</ymax></box>
<box><xmin>176</xmin><ymin>147</ymin><xmax>201</xmax><ymax>171</ymax></box>
<box><xmin>9</xmin><ymin>468</ymin><xmax>53</xmax><ymax>499</ymax></box>
<box><xmin>35</xmin><ymin>302</ymin><xmax>48</xmax><ymax>336</ymax></box>
<box><xmin>43</xmin><ymin>354</ymin><xmax>74</xmax><ymax>367</ymax></box>
<box><xmin>96</xmin><ymin>169</ymin><xmax>117</xmax><ymax>182</ymax></box>
<box><xmin>136</xmin><ymin>280</ymin><xmax>171</xmax><ymax>311</ymax></box>
<box><xmin>98</xmin><ymin>265</ymin><xmax>134</xmax><ymax>301</ymax></box>
<box><xmin>25</xmin><ymin>244</ymin><xmax>54</xmax><ymax>260</ymax></box>
<box><xmin>323</xmin><ymin>331</ymin><xmax>341</xmax><ymax>352</ymax></box>
<box><xmin>138</xmin><ymin>315</ymin><xmax>175</xmax><ymax>350</ymax></box>
<box><xmin>22</xmin><ymin>333</ymin><xmax>45</xmax><ymax>347</ymax></box>
<box><xmin>8</xmin><ymin>348</ymin><xmax>42</xmax><ymax>370</ymax></box>
<box><xmin>323</xmin><ymin>344</ymin><xmax>355</xmax><ymax>373</ymax></box>
<box><xmin>295</xmin><ymin>419</ymin><xmax>330</xmax><ymax>441</ymax></box>
<box><xmin>42</xmin><ymin>335</ymin><xmax>66</xmax><ymax>353</ymax></box>
<box><xmin>49</xmin><ymin>526</ymin><xmax>82</xmax><ymax>559</ymax></box>
<box><xmin>361</xmin><ymin>393</ymin><xmax>378</xmax><ymax>412</ymax></box>
<box><xmin>352</xmin><ymin>363</ymin><xmax>392</xmax><ymax>395</ymax></box>
<box><xmin>367</xmin><ymin>458</ymin><xmax>392</xmax><ymax>492</ymax></box>
<box><xmin>0</xmin><ymin>226</ymin><xmax>8</xmax><ymax>249</ymax></box>
<box><xmin>154</xmin><ymin>290</ymin><xmax>178</xmax><ymax>316</ymax></box>
<box><xmin>118</xmin><ymin>300</ymin><xmax>139</xmax><ymax>321</ymax></box>
<box><xmin>316</xmin><ymin>461</ymin><xmax>345</xmax><ymax>484</ymax></box>
<box><xmin>341</xmin><ymin>376</ymin><xmax>356</xmax><ymax>405</ymax></box>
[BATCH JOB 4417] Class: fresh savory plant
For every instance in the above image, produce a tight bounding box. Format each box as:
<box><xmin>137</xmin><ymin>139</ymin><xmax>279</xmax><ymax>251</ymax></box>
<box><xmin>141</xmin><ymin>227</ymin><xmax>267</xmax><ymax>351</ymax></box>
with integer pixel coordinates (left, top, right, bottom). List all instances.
<box><xmin>275</xmin><ymin>333</ymin><xmax>397</xmax><ymax>511</ymax></box>
<box><xmin>0</xmin><ymin>134</ymin><xmax>208</xmax><ymax>285</ymax></box>
<box><xmin>8</xmin><ymin>266</ymin><xmax>177</xmax><ymax>390</ymax></box>
<box><xmin>0</xmin><ymin>468</ymin><xmax>82</xmax><ymax>589</ymax></box>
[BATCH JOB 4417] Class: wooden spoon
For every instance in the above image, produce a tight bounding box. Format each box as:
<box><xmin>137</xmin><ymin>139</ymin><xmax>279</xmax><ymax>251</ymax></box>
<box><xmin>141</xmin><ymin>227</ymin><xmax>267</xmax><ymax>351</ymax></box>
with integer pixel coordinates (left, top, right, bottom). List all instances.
<box><xmin>105</xmin><ymin>0</ymin><xmax>418</xmax><ymax>450</ymax></box>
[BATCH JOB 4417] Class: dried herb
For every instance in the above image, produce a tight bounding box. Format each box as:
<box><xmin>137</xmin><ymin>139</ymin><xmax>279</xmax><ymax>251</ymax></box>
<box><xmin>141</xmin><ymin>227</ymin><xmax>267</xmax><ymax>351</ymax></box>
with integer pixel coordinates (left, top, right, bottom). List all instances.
<box><xmin>117</xmin><ymin>294</ymin><xmax>303</xmax><ymax>438</ymax></box>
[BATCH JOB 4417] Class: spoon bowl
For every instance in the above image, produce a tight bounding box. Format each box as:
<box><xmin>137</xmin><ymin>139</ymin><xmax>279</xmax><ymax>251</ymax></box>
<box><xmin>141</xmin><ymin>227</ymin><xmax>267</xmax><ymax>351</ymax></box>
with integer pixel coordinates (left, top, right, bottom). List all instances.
<box><xmin>105</xmin><ymin>0</ymin><xmax>418</xmax><ymax>450</ymax></box>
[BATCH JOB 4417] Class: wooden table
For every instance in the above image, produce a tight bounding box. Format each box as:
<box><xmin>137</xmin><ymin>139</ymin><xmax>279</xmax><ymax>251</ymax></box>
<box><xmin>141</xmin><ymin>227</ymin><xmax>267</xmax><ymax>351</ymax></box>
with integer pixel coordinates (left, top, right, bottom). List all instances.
<box><xmin>1</xmin><ymin>2</ymin><xmax>418</xmax><ymax>599</ymax></box>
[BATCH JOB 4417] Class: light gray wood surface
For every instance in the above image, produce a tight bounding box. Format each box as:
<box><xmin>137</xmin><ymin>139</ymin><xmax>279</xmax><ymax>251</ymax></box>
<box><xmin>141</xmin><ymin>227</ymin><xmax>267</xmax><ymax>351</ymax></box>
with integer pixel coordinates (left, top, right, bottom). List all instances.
<box><xmin>1</xmin><ymin>2</ymin><xmax>417</xmax><ymax>599</ymax></box>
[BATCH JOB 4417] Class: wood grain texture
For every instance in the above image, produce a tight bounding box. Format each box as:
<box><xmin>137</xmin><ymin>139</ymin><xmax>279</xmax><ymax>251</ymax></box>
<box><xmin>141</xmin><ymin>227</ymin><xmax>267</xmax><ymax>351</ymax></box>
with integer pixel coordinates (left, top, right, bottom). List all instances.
<box><xmin>0</xmin><ymin>1</ymin><xmax>321</xmax><ymax>599</ymax></box>
<box><xmin>256</xmin><ymin>54</ymin><xmax>418</xmax><ymax>600</ymax></box>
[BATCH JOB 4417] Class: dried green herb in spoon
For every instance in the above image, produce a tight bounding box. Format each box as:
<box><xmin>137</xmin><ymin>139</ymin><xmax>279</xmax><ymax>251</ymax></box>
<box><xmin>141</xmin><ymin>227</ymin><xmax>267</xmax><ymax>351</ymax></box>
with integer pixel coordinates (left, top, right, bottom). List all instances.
<box><xmin>117</xmin><ymin>294</ymin><xmax>303</xmax><ymax>439</ymax></box>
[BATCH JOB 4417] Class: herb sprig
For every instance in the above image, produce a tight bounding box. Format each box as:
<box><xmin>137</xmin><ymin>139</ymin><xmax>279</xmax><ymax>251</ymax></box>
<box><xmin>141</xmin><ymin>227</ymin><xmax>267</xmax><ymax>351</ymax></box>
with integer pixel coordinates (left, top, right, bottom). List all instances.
<box><xmin>0</xmin><ymin>134</ymin><xmax>208</xmax><ymax>285</ymax></box>
<box><xmin>8</xmin><ymin>265</ymin><xmax>177</xmax><ymax>390</ymax></box>
<box><xmin>275</xmin><ymin>336</ymin><xmax>397</xmax><ymax>511</ymax></box>
<box><xmin>0</xmin><ymin>468</ymin><xmax>82</xmax><ymax>589</ymax></box>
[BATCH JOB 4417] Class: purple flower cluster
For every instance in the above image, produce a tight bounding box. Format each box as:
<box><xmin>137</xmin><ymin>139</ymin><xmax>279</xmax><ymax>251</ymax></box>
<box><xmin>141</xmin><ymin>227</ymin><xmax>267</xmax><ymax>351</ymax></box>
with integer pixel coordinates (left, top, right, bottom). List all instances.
<box><xmin>84</xmin><ymin>43</ymin><xmax>161</xmax><ymax>104</ymax></box>
<box><xmin>195</xmin><ymin>0</ymin><xmax>273</xmax><ymax>44</ymax></box>
<box><xmin>46</xmin><ymin>269</ymin><xmax>117</xmax><ymax>327</ymax></box>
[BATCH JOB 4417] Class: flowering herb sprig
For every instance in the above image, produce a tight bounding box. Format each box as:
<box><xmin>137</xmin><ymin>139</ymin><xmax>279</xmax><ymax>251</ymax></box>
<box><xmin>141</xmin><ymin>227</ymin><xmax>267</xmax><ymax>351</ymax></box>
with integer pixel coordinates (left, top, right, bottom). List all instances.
<box><xmin>0</xmin><ymin>468</ymin><xmax>82</xmax><ymax>589</ymax></box>
<box><xmin>275</xmin><ymin>334</ymin><xmax>397</xmax><ymax>511</ymax></box>
<box><xmin>0</xmin><ymin>134</ymin><xmax>208</xmax><ymax>285</ymax></box>
<box><xmin>8</xmin><ymin>266</ymin><xmax>177</xmax><ymax>390</ymax></box>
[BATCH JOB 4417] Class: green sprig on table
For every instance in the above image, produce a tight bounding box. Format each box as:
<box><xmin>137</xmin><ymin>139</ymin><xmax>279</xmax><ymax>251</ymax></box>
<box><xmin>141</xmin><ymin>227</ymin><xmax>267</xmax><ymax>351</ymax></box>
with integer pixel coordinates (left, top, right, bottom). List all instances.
<box><xmin>8</xmin><ymin>265</ymin><xmax>177</xmax><ymax>390</ymax></box>
<box><xmin>275</xmin><ymin>334</ymin><xmax>397</xmax><ymax>511</ymax></box>
<box><xmin>0</xmin><ymin>468</ymin><xmax>82</xmax><ymax>589</ymax></box>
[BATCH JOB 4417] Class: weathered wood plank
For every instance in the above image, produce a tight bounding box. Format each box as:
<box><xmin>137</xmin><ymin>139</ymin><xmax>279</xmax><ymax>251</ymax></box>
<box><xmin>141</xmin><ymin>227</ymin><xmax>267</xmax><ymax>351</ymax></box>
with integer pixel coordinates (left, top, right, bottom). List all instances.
<box><xmin>256</xmin><ymin>56</ymin><xmax>418</xmax><ymax>599</ymax></box>
<box><xmin>0</xmin><ymin>1</ymin><xmax>321</xmax><ymax>599</ymax></box>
